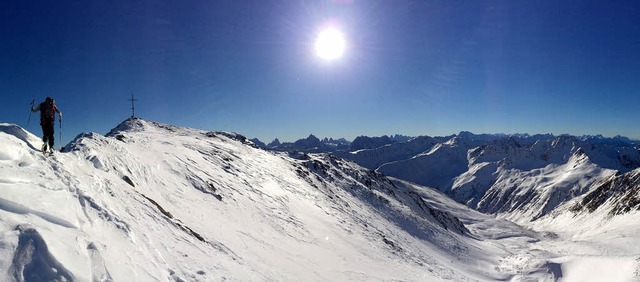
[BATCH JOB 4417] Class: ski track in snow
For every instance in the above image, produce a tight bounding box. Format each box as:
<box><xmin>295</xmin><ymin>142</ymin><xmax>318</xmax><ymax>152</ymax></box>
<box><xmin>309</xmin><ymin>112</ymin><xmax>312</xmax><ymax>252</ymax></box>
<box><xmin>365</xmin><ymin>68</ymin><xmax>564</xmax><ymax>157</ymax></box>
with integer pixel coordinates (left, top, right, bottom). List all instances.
<box><xmin>1</xmin><ymin>120</ymin><xmax>639</xmax><ymax>281</ymax></box>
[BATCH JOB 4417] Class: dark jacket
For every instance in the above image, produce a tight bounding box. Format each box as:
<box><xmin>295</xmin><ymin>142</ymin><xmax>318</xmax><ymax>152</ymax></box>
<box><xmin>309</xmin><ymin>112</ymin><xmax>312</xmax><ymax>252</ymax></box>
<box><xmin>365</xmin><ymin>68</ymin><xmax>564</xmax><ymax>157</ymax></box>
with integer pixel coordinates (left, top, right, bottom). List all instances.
<box><xmin>31</xmin><ymin>99</ymin><xmax>62</xmax><ymax>125</ymax></box>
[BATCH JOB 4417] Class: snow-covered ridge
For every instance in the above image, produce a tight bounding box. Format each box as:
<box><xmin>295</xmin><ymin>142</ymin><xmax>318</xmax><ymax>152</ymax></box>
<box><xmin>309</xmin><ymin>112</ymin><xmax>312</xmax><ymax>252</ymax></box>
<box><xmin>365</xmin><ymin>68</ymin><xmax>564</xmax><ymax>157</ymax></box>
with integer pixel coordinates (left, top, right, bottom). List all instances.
<box><xmin>571</xmin><ymin>167</ymin><xmax>640</xmax><ymax>216</ymax></box>
<box><xmin>1</xmin><ymin>119</ymin><xmax>498</xmax><ymax>281</ymax></box>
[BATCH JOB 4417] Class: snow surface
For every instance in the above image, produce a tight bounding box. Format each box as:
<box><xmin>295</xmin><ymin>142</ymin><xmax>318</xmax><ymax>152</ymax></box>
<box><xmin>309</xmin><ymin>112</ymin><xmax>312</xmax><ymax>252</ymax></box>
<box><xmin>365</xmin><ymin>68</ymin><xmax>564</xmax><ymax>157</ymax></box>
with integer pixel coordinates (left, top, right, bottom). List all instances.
<box><xmin>1</xmin><ymin>120</ymin><xmax>639</xmax><ymax>281</ymax></box>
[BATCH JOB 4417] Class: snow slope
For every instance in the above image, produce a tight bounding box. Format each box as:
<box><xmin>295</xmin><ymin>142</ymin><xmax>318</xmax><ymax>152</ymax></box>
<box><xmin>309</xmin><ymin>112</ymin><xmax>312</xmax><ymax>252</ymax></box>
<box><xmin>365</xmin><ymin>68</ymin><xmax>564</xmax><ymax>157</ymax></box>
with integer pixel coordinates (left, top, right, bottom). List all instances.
<box><xmin>377</xmin><ymin>136</ymin><xmax>474</xmax><ymax>190</ymax></box>
<box><xmin>0</xmin><ymin>120</ymin><xmax>504</xmax><ymax>281</ymax></box>
<box><xmin>336</xmin><ymin>135</ymin><xmax>449</xmax><ymax>169</ymax></box>
<box><xmin>2</xmin><ymin>120</ymin><xmax>640</xmax><ymax>281</ymax></box>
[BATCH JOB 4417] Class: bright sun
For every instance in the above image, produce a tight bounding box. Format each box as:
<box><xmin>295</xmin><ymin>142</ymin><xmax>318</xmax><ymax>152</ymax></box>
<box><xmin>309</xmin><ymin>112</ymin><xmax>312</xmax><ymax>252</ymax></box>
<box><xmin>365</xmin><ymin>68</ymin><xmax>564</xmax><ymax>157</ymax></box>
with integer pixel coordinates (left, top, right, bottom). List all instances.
<box><xmin>315</xmin><ymin>28</ymin><xmax>346</xmax><ymax>60</ymax></box>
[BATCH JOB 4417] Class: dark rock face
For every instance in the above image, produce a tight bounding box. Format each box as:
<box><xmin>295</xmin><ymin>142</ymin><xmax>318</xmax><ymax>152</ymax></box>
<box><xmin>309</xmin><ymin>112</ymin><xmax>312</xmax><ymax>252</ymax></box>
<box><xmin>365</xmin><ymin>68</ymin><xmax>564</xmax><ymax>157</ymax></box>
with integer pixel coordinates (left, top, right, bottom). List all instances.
<box><xmin>296</xmin><ymin>154</ymin><xmax>470</xmax><ymax>237</ymax></box>
<box><xmin>571</xmin><ymin>169</ymin><xmax>640</xmax><ymax>215</ymax></box>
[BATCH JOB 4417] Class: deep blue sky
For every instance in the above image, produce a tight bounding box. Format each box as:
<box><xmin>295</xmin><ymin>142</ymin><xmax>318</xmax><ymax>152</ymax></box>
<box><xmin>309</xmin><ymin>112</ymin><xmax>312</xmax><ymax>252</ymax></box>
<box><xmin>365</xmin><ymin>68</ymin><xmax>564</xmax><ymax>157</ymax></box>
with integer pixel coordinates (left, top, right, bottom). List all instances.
<box><xmin>2</xmin><ymin>1</ymin><xmax>640</xmax><ymax>146</ymax></box>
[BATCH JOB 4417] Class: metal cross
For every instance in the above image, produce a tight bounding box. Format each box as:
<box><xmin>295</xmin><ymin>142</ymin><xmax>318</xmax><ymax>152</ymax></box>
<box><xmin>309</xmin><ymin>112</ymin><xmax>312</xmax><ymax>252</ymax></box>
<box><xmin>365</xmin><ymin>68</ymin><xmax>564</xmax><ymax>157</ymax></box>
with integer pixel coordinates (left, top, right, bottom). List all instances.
<box><xmin>128</xmin><ymin>93</ymin><xmax>138</xmax><ymax>118</ymax></box>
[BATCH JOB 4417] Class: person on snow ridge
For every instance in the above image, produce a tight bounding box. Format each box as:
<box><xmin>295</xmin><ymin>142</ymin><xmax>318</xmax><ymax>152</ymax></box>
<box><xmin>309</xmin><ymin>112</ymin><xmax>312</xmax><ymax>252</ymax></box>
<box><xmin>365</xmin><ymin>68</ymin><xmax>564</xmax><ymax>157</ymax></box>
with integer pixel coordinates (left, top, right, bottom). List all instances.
<box><xmin>31</xmin><ymin>97</ymin><xmax>62</xmax><ymax>153</ymax></box>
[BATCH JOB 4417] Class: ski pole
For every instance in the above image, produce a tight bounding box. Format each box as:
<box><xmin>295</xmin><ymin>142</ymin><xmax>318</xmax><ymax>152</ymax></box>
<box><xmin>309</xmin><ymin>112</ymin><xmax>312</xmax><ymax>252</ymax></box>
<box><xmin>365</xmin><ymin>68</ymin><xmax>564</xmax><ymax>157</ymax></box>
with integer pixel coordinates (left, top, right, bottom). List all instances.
<box><xmin>59</xmin><ymin>118</ymin><xmax>62</xmax><ymax>149</ymax></box>
<box><xmin>27</xmin><ymin>99</ymin><xmax>34</xmax><ymax>128</ymax></box>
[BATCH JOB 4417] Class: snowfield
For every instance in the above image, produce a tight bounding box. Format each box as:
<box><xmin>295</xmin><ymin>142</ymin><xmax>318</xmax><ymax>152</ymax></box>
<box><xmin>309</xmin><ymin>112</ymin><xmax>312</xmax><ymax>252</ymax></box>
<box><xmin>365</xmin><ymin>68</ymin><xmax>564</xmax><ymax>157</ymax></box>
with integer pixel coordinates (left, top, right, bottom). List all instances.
<box><xmin>0</xmin><ymin>119</ymin><xmax>639</xmax><ymax>281</ymax></box>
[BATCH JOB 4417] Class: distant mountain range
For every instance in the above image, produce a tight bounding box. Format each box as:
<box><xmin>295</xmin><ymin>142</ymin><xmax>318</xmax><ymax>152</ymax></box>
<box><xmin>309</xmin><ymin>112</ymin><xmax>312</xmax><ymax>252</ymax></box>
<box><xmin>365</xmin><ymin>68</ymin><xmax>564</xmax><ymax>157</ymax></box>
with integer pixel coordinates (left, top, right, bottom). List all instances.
<box><xmin>251</xmin><ymin>134</ymin><xmax>413</xmax><ymax>153</ymax></box>
<box><xmin>255</xmin><ymin>131</ymin><xmax>640</xmax><ymax>223</ymax></box>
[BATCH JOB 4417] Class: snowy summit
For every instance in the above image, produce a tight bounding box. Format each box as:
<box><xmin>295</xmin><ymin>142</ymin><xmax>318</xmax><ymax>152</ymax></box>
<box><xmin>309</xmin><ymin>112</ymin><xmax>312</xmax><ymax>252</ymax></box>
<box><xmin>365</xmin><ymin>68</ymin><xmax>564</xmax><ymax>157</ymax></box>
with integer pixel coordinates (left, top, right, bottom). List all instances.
<box><xmin>1</xmin><ymin>119</ymin><xmax>640</xmax><ymax>281</ymax></box>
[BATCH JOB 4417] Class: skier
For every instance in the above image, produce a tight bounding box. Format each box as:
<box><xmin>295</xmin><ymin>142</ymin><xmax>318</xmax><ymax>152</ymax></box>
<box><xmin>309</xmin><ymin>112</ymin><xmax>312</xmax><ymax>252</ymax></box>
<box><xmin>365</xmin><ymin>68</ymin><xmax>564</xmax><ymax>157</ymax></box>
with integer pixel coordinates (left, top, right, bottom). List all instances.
<box><xmin>31</xmin><ymin>97</ymin><xmax>62</xmax><ymax>154</ymax></box>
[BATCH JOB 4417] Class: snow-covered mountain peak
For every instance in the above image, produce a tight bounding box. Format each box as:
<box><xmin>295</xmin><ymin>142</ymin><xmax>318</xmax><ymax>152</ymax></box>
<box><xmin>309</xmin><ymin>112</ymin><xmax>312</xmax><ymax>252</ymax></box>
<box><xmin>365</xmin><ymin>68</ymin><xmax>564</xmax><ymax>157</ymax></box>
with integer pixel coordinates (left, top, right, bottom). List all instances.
<box><xmin>104</xmin><ymin>117</ymin><xmax>149</xmax><ymax>136</ymax></box>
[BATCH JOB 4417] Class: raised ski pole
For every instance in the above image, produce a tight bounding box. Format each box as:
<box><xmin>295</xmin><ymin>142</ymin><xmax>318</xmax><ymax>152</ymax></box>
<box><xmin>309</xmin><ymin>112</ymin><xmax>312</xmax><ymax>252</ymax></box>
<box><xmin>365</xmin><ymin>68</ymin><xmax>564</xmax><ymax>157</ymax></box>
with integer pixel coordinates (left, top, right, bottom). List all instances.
<box><xmin>27</xmin><ymin>99</ymin><xmax>34</xmax><ymax>128</ymax></box>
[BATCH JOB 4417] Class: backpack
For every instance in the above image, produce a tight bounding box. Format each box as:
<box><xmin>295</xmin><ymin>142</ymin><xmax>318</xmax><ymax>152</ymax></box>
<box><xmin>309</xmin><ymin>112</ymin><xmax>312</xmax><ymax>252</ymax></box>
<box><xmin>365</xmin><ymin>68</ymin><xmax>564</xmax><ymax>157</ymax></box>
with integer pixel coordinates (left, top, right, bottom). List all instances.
<box><xmin>40</xmin><ymin>98</ymin><xmax>56</xmax><ymax>124</ymax></box>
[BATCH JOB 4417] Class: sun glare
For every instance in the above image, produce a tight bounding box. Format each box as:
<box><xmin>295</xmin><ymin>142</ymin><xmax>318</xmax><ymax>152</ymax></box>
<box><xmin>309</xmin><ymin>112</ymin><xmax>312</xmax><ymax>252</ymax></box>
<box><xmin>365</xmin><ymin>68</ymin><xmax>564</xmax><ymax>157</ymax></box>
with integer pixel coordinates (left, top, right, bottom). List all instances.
<box><xmin>315</xmin><ymin>28</ymin><xmax>346</xmax><ymax>60</ymax></box>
